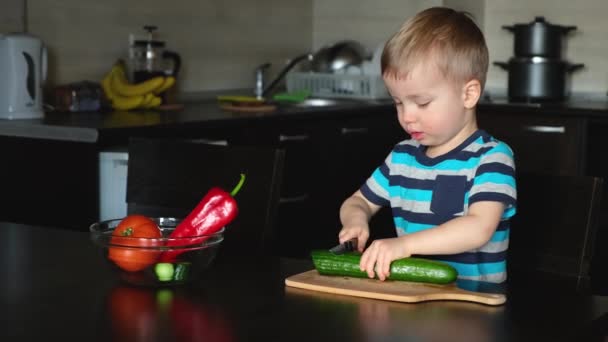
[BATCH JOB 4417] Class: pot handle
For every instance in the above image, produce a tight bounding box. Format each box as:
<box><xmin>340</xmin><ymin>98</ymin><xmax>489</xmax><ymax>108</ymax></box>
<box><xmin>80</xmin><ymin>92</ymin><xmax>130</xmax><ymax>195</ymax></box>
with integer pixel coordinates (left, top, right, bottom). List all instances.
<box><xmin>493</xmin><ymin>61</ymin><xmax>509</xmax><ymax>70</ymax></box>
<box><xmin>562</xmin><ymin>25</ymin><xmax>577</xmax><ymax>33</ymax></box>
<box><xmin>501</xmin><ymin>25</ymin><xmax>515</xmax><ymax>32</ymax></box>
<box><xmin>568</xmin><ymin>63</ymin><xmax>585</xmax><ymax>72</ymax></box>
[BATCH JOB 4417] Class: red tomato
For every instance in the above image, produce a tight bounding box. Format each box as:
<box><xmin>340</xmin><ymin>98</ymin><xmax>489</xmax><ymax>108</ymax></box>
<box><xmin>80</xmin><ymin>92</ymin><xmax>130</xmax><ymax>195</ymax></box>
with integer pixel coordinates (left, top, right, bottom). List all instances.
<box><xmin>108</xmin><ymin>215</ymin><xmax>162</xmax><ymax>272</ymax></box>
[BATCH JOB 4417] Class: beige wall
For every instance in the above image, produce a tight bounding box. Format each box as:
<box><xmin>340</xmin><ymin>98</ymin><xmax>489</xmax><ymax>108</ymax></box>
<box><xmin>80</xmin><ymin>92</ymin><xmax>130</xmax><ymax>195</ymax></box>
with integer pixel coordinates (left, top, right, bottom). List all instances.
<box><xmin>311</xmin><ymin>0</ymin><xmax>487</xmax><ymax>59</ymax></box>
<box><xmin>0</xmin><ymin>0</ymin><xmax>24</xmax><ymax>33</ymax></box>
<box><xmin>312</xmin><ymin>0</ymin><xmax>441</xmax><ymax>53</ymax></box>
<box><xmin>14</xmin><ymin>0</ymin><xmax>608</xmax><ymax>95</ymax></box>
<box><xmin>26</xmin><ymin>0</ymin><xmax>312</xmax><ymax>93</ymax></box>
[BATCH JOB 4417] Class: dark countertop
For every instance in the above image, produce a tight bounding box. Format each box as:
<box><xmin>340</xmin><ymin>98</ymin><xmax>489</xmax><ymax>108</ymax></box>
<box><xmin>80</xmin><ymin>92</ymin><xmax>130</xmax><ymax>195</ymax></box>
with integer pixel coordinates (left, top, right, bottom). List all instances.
<box><xmin>0</xmin><ymin>99</ymin><xmax>393</xmax><ymax>143</ymax></box>
<box><xmin>1</xmin><ymin>221</ymin><xmax>607</xmax><ymax>341</ymax></box>
<box><xmin>478</xmin><ymin>97</ymin><xmax>608</xmax><ymax>117</ymax></box>
<box><xmin>2</xmin><ymin>94</ymin><xmax>608</xmax><ymax>143</ymax></box>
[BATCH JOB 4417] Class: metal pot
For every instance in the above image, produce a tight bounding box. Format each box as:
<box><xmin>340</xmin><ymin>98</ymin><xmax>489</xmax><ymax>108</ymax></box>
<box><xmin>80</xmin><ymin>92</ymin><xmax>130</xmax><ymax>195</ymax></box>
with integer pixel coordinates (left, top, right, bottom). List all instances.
<box><xmin>503</xmin><ymin>17</ymin><xmax>576</xmax><ymax>58</ymax></box>
<box><xmin>311</xmin><ymin>40</ymin><xmax>367</xmax><ymax>73</ymax></box>
<box><xmin>494</xmin><ymin>57</ymin><xmax>584</xmax><ymax>102</ymax></box>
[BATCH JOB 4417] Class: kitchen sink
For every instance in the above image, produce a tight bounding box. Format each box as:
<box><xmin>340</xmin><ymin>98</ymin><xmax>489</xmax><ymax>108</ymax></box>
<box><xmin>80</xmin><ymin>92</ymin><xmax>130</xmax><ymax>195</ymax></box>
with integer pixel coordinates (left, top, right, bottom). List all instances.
<box><xmin>279</xmin><ymin>97</ymin><xmax>392</xmax><ymax>109</ymax></box>
<box><xmin>290</xmin><ymin>98</ymin><xmax>345</xmax><ymax>107</ymax></box>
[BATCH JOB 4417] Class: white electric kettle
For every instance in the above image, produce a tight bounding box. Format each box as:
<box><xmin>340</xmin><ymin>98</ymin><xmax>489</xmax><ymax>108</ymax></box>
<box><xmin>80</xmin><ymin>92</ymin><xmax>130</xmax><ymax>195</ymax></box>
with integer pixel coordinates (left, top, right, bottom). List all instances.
<box><xmin>0</xmin><ymin>33</ymin><xmax>47</xmax><ymax>119</ymax></box>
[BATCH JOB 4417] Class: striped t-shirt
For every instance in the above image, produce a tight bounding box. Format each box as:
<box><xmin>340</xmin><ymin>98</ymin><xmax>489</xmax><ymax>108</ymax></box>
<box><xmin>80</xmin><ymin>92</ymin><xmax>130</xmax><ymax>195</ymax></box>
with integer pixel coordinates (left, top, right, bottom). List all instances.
<box><xmin>360</xmin><ymin>130</ymin><xmax>517</xmax><ymax>283</ymax></box>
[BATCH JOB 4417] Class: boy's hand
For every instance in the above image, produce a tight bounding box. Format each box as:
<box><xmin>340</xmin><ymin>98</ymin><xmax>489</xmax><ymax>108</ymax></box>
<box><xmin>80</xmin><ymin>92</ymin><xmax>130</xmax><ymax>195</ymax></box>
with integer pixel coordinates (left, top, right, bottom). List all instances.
<box><xmin>338</xmin><ymin>223</ymin><xmax>369</xmax><ymax>252</ymax></box>
<box><xmin>338</xmin><ymin>191</ymin><xmax>380</xmax><ymax>252</ymax></box>
<box><xmin>359</xmin><ymin>236</ymin><xmax>410</xmax><ymax>281</ymax></box>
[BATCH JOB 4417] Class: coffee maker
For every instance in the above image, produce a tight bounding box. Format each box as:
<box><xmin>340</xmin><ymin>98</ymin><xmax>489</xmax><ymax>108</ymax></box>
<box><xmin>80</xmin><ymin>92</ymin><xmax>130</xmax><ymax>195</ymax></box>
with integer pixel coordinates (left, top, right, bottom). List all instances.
<box><xmin>0</xmin><ymin>33</ymin><xmax>47</xmax><ymax>119</ymax></box>
<box><xmin>128</xmin><ymin>25</ymin><xmax>181</xmax><ymax>83</ymax></box>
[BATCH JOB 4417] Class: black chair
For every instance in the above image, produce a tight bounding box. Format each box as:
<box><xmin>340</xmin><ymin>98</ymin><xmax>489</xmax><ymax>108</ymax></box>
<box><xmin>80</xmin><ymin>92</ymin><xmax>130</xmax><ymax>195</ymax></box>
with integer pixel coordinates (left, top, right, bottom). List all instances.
<box><xmin>126</xmin><ymin>137</ymin><xmax>285</xmax><ymax>257</ymax></box>
<box><xmin>508</xmin><ymin>173</ymin><xmax>603</xmax><ymax>290</ymax></box>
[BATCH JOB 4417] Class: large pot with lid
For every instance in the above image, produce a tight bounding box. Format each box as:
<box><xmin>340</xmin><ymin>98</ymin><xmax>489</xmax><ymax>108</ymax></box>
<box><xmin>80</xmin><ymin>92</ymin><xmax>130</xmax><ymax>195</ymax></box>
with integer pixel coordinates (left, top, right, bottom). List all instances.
<box><xmin>496</xmin><ymin>17</ymin><xmax>583</xmax><ymax>102</ymax></box>
<box><xmin>494</xmin><ymin>57</ymin><xmax>584</xmax><ymax>102</ymax></box>
<box><xmin>503</xmin><ymin>17</ymin><xmax>576</xmax><ymax>58</ymax></box>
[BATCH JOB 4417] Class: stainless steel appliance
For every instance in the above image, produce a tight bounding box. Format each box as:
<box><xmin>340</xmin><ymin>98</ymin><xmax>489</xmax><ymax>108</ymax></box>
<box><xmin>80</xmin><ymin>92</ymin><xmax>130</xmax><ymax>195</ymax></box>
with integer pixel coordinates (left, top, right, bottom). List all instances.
<box><xmin>0</xmin><ymin>33</ymin><xmax>47</xmax><ymax>119</ymax></box>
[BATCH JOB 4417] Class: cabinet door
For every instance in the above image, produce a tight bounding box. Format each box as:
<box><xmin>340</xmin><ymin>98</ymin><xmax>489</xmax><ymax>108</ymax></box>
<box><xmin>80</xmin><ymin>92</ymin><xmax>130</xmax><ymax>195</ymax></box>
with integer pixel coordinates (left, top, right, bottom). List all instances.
<box><xmin>0</xmin><ymin>136</ymin><xmax>98</xmax><ymax>230</ymax></box>
<box><xmin>328</xmin><ymin>112</ymin><xmax>405</xmax><ymax>241</ymax></box>
<box><xmin>478</xmin><ymin>111</ymin><xmax>585</xmax><ymax>176</ymax></box>
<box><xmin>243</xmin><ymin>119</ymin><xmax>332</xmax><ymax>257</ymax></box>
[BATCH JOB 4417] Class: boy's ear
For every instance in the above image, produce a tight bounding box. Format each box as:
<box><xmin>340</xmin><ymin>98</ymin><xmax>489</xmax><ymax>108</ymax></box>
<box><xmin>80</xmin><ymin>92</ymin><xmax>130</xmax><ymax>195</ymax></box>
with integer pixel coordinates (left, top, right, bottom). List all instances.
<box><xmin>462</xmin><ymin>79</ymin><xmax>481</xmax><ymax>109</ymax></box>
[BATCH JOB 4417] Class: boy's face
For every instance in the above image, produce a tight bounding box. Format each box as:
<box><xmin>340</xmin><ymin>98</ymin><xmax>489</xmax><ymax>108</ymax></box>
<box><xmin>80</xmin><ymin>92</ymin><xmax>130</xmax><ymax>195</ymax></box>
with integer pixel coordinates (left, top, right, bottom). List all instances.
<box><xmin>384</xmin><ymin>62</ymin><xmax>477</xmax><ymax>157</ymax></box>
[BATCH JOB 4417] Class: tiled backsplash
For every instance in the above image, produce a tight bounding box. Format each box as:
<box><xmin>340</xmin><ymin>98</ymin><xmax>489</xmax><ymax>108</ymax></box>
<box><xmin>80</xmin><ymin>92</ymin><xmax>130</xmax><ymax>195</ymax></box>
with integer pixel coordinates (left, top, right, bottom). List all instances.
<box><xmin>13</xmin><ymin>0</ymin><xmax>608</xmax><ymax>95</ymax></box>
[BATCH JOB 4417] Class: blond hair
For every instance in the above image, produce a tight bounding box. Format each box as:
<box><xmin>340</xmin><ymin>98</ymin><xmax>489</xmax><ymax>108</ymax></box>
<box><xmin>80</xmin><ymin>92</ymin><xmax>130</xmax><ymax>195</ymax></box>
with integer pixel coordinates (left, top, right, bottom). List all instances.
<box><xmin>381</xmin><ymin>7</ymin><xmax>489</xmax><ymax>89</ymax></box>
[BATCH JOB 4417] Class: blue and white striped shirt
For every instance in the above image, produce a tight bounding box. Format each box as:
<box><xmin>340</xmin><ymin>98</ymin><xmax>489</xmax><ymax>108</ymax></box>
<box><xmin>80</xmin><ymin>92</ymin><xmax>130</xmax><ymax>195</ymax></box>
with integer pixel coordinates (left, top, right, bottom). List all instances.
<box><xmin>360</xmin><ymin>130</ymin><xmax>517</xmax><ymax>283</ymax></box>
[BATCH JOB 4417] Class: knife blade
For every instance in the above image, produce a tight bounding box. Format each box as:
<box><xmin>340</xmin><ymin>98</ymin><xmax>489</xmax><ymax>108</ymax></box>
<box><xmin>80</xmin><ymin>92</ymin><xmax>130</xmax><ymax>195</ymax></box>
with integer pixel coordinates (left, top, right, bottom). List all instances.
<box><xmin>329</xmin><ymin>238</ymin><xmax>358</xmax><ymax>255</ymax></box>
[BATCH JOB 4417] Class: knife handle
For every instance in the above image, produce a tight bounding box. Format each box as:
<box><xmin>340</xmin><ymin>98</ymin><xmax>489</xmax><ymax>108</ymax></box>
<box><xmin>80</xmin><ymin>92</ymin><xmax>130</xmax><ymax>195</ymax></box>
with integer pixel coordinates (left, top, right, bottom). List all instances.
<box><xmin>345</xmin><ymin>238</ymin><xmax>357</xmax><ymax>251</ymax></box>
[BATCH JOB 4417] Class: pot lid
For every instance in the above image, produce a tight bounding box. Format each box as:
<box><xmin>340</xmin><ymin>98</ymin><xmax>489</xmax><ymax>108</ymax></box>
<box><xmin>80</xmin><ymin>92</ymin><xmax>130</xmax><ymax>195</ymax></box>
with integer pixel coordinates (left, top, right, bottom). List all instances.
<box><xmin>509</xmin><ymin>16</ymin><xmax>577</xmax><ymax>32</ymax></box>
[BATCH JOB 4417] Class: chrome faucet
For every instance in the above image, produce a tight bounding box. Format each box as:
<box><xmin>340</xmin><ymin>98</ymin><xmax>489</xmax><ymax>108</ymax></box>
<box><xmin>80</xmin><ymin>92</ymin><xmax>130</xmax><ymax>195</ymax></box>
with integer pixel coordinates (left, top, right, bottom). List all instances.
<box><xmin>254</xmin><ymin>63</ymin><xmax>271</xmax><ymax>100</ymax></box>
<box><xmin>254</xmin><ymin>53</ymin><xmax>313</xmax><ymax>99</ymax></box>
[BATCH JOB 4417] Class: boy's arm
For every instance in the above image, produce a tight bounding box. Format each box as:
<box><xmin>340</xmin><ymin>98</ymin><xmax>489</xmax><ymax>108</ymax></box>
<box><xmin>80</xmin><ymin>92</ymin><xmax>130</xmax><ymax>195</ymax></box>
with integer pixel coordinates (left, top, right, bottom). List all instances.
<box><xmin>401</xmin><ymin>200</ymin><xmax>505</xmax><ymax>255</ymax></box>
<box><xmin>338</xmin><ymin>190</ymin><xmax>382</xmax><ymax>251</ymax></box>
<box><xmin>360</xmin><ymin>200</ymin><xmax>504</xmax><ymax>280</ymax></box>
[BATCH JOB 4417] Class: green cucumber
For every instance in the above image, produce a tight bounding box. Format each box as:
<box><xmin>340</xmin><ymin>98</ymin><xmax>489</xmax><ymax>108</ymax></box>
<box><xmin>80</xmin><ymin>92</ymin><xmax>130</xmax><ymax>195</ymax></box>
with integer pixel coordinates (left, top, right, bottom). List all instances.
<box><xmin>311</xmin><ymin>250</ymin><xmax>458</xmax><ymax>284</ymax></box>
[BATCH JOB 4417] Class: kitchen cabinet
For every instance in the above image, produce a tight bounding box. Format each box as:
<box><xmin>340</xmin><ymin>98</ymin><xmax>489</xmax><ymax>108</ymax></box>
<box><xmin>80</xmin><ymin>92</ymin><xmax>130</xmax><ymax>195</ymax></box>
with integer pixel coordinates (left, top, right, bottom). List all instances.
<box><xmin>229</xmin><ymin>108</ymin><xmax>403</xmax><ymax>257</ymax></box>
<box><xmin>324</xmin><ymin>112</ymin><xmax>405</xmax><ymax>243</ymax></box>
<box><xmin>5</xmin><ymin>99</ymin><xmax>608</xmax><ymax>264</ymax></box>
<box><xmin>477</xmin><ymin>107</ymin><xmax>587</xmax><ymax>176</ymax></box>
<box><xmin>0</xmin><ymin>136</ymin><xmax>98</xmax><ymax>230</ymax></box>
<box><xmin>230</xmin><ymin>117</ymin><xmax>333</xmax><ymax>257</ymax></box>
<box><xmin>583</xmin><ymin>121</ymin><xmax>608</xmax><ymax>291</ymax></box>
<box><xmin>477</xmin><ymin>105</ymin><xmax>607</xmax><ymax>291</ymax></box>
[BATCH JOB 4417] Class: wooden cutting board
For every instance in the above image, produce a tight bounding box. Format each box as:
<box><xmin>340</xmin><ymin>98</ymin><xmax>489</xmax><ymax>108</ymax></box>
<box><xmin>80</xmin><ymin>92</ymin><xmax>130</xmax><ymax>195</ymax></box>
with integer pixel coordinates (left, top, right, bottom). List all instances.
<box><xmin>285</xmin><ymin>270</ymin><xmax>506</xmax><ymax>306</ymax></box>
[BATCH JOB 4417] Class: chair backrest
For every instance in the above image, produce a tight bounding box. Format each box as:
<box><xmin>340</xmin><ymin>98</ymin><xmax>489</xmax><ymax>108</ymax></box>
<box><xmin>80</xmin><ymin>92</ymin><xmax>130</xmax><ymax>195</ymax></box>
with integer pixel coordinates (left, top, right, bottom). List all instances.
<box><xmin>126</xmin><ymin>137</ymin><xmax>285</xmax><ymax>257</ymax></box>
<box><xmin>508</xmin><ymin>172</ymin><xmax>603</xmax><ymax>289</ymax></box>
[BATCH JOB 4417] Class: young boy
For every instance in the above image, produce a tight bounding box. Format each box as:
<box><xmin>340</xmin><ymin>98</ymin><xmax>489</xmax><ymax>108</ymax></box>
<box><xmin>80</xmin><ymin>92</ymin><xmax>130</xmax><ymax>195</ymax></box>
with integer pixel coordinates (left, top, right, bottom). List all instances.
<box><xmin>337</xmin><ymin>7</ymin><xmax>517</xmax><ymax>283</ymax></box>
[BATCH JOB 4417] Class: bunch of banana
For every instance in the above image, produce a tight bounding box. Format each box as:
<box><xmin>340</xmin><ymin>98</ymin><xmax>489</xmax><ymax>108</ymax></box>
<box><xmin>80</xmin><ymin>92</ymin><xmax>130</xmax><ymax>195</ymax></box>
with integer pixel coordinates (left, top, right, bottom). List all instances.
<box><xmin>101</xmin><ymin>60</ymin><xmax>176</xmax><ymax>111</ymax></box>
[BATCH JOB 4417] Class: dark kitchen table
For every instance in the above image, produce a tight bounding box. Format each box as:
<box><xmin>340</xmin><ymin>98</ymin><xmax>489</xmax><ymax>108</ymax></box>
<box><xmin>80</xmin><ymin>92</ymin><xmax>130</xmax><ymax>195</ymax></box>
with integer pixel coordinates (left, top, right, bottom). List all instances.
<box><xmin>1</xmin><ymin>221</ymin><xmax>607</xmax><ymax>342</ymax></box>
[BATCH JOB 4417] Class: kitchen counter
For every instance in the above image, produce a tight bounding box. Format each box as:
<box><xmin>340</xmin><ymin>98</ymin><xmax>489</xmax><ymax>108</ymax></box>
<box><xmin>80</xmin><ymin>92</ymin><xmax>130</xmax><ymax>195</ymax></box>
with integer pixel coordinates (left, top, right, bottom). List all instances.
<box><xmin>2</xmin><ymin>95</ymin><xmax>608</xmax><ymax>143</ymax></box>
<box><xmin>0</xmin><ymin>99</ymin><xmax>393</xmax><ymax>143</ymax></box>
<box><xmin>1</xmin><ymin>221</ymin><xmax>606</xmax><ymax>341</ymax></box>
<box><xmin>479</xmin><ymin>96</ymin><xmax>608</xmax><ymax>117</ymax></box>
<box><xmin>3</xmin><ymin>94</ymin><xmax>608</xmax><ymax>251</ymax></box>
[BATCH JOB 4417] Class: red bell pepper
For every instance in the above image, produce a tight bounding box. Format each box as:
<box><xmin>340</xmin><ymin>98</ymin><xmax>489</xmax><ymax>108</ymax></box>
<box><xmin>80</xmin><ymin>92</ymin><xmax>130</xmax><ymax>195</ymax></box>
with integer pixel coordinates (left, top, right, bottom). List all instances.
<box><xmin>160</xmin><ymin>174</ymin><xmax>245</xmax><ymax>262</ymax></box>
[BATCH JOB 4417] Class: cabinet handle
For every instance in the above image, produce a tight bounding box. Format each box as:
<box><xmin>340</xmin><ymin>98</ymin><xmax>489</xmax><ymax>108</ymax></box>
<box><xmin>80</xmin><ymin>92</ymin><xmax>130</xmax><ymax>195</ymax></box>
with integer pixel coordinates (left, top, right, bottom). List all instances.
<box><xmin>190</xmin><ymin>138</ymin><xmax>229</xmax><ymax>146</ymax></box>
<box><xmin>524</xmin><ymin>125</ymin><xmax>565</xmax><ymax>134</ymax></box>
<box><xmin>279</xmin><ymin>194</ymin><xmax>309</xmax><ymax>203</ymax></box>
<box><xmin>340</xmin><ymin>127</ymin><xmax>369</xmax><ymax>135</ymax></box>
<box><xmin>279</xmin><ymin>134</ymin><xmax>310</xmax><ymax>142</ymax></box>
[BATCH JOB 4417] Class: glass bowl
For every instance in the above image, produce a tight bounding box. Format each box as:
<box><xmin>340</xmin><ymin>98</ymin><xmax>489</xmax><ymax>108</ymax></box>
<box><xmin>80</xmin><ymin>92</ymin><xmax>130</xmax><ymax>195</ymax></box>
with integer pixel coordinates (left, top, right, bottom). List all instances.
<box><xmin>90</xmin><ymin>217</ymin><xmax>224</xmax><ymax>286</ymax></box>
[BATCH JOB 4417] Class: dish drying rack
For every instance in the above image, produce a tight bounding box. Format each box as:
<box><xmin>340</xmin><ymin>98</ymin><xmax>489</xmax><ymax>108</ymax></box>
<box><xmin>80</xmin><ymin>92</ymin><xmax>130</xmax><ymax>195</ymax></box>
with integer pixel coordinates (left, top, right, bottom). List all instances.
<box><xmin>286</xmin><ymin>72</ymin><xmax>389</xmax><ymax>100</ymax></box>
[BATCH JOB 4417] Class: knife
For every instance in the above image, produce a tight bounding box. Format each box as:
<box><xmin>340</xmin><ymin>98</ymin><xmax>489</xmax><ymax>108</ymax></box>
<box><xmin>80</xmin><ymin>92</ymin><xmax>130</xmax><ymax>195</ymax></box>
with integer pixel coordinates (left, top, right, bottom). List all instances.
<box><xmin>329</xmin><ymin>238</ymin><xmax>358</xmax><ymax>255</ymax></box>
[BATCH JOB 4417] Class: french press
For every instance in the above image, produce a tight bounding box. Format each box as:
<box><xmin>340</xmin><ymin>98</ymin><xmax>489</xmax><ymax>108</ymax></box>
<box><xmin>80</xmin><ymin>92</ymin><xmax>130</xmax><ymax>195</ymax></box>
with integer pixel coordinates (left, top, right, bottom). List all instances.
<box><xmin>129</xmin><ymin>25</ymin><xmax>181</xmax><ymax>83</ymax></box>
